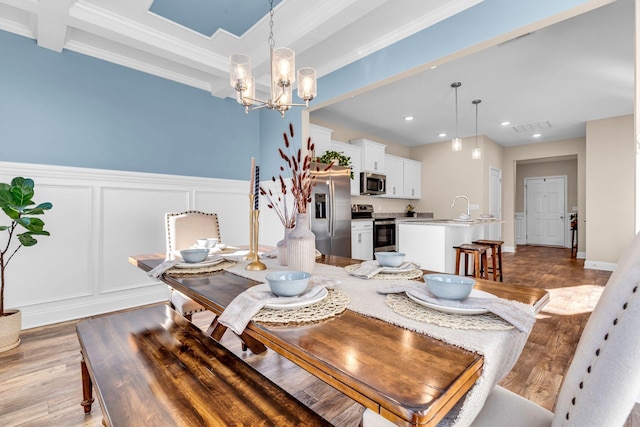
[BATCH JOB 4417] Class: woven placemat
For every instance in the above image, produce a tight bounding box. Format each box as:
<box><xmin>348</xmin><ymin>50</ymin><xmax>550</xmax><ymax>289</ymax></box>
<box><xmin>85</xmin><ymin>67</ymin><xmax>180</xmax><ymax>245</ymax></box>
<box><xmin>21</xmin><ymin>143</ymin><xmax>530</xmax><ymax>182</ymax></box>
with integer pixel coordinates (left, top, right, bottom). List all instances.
<box><xmin>344</xmin><ymin>264</ymin><xmax>423</xmax><ymax>280</ymax></box>
<box><xmin>385</xmin><ymin>293</ymin><xmax>513</xmax><ymax>330</ymax></box>
<box><xmin>252</xmin><ymin>289</ymin><xmax>350</xmax><ymax>327</ymax></box>
<box><xmin>166</xmin><ymin>260</ymin><xmax>237</xmax><ymax>277</ymax></box>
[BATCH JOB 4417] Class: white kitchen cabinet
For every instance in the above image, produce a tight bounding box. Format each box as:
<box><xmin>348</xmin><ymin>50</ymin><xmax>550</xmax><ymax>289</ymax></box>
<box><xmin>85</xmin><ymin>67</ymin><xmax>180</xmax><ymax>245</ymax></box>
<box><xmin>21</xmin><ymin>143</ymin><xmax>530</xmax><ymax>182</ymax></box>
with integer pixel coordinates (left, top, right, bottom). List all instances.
<box><xmin>351</xmin><ymin>220</ymin><xmax>373</xmax><ymax>260</ymax></box>
<box><xmin>351</xmin><ymin>139</ymin><xmax>385</xmax><ymax>173</ymax></box>
<box><xmin>309</xmin><ymin>124</ymin><xmax>333</xmax><ymax>157</ymax></box>
<box><xmin>331</xmin><ymin>141</ymin><xmax>361</xmax><ymax>196</ymax></box>
<box><xmin>384</xmin><ymin>155</ymin><xmax>404</xmax><ymax>198</ymax></box>
<box><xmin>403</xmin><ymin>159</ymin><xmax>421</xmax><ymax>199</ymax></box>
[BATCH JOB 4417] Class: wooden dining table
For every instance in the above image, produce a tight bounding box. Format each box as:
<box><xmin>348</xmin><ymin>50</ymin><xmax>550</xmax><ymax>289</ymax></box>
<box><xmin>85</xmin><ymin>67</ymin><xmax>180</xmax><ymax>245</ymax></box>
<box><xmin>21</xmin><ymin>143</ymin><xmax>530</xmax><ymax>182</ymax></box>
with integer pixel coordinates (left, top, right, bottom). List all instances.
<box><xmin>130</xmin><ymin>253</ymin><xmax>549</xmax><ymax>426</ymax></box>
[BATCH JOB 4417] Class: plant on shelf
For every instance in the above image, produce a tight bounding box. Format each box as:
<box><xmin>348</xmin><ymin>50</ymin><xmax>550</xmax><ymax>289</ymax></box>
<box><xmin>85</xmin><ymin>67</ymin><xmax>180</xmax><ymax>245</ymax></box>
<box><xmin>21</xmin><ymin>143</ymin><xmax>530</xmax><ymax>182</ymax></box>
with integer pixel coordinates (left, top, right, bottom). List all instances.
<box><xmin>317</xmin><ymin>150</ymin><xmax>354</xmax><ymax>179</ymax></box>
<box><xmin>0</xmin><ymin>177</ymin><xmax>52</xmax><ymax>351</ymax></box>
<box><xmin>406</xmin><ymin>204</ymin><xmax>416</xmax><ymax>217</ymax></box>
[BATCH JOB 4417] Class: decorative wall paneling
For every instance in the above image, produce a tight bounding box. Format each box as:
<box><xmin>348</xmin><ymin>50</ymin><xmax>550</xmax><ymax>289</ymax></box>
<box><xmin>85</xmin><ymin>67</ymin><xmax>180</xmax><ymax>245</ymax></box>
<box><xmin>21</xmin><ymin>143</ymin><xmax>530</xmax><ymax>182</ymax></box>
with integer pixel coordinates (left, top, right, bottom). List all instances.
<box><xmin>0</xmin><ymin>161</ymin><xmax>280</xmax><ymax>328</ymax></box>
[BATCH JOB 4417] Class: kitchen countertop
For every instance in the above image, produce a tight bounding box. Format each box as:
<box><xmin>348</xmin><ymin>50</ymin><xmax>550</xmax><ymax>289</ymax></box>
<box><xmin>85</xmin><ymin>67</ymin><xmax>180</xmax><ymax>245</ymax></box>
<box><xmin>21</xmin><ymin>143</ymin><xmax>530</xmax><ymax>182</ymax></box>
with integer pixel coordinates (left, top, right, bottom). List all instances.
<box><xmin>395</xmin><ymin>218</ymin><xmax>501</xmax><ymax>226</ymax></box>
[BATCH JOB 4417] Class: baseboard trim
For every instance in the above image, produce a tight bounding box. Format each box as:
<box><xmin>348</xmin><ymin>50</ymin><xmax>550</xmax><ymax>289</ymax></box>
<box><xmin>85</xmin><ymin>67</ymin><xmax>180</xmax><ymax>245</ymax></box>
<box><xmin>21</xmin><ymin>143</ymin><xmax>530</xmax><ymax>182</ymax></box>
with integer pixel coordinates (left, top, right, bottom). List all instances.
<box><xmin>583</xmin><ymin>260</ymin><xmax>617</xmax><ymax>272</ymax></box>
<box><xmin>503</xmin><ymin>245</ymin><xmax>516</xmax><ymax>253</ymax></box>
<box><xmin>20</xmin><ymin>285</ymin><xmax>169</xmax><ymax>329</ymax></box>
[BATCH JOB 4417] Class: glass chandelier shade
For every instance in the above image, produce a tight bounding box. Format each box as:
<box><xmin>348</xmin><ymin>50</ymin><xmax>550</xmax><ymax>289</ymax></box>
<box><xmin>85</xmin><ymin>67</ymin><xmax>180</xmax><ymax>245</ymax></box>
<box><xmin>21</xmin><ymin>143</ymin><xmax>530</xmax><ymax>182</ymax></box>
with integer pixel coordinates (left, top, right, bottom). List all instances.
<box><xmin>451</xmin><ymin>82</ymin><xmax>462</xmax><ymax>152</ymax></box>
<box><xmin>229</xmin><ymin>0</ymin><xmax>317</xmax><ymax>117</ymax></box>
<box><xmin>472</xmin><ymin>99</ymin><xmax>482</xmax><ymax>160</ymax></box>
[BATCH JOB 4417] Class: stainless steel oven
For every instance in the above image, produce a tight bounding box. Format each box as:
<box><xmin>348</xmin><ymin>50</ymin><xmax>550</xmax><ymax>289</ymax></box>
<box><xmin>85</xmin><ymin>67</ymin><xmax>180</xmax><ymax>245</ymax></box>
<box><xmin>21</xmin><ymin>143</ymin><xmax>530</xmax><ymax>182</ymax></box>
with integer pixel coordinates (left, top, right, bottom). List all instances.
<box><xmin>374</xmin><ymin>218</ymin><xmax>396</xmax><ymax>252</ymax></box>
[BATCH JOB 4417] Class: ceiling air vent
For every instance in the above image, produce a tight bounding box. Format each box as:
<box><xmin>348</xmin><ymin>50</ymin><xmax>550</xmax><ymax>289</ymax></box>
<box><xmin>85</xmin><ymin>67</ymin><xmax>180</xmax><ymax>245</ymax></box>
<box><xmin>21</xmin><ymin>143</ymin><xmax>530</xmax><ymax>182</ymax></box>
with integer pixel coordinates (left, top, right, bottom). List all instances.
<box><xmin>511</xmin><ymin>121</ymin><xmax>552</xmax><ymax>133</ymax></box>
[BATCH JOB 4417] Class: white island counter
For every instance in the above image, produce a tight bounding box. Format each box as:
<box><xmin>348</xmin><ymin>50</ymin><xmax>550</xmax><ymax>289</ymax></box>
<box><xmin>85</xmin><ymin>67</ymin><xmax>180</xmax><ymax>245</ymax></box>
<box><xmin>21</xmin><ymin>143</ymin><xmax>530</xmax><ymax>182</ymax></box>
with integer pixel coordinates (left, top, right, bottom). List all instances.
<box><xmin>396</xmin><ymin>219</ymin><xmax>500</xmax><ymax>274</ymax></box>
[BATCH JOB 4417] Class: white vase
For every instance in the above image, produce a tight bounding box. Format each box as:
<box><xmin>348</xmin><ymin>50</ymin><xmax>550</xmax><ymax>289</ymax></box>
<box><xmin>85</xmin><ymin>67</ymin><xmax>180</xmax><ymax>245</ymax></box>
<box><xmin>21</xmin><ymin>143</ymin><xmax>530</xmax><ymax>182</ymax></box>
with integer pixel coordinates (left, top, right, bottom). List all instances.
<box><xmin>0</xmin><ymin>309</ymin><xmax>21</xmax><ymax>352</ymax></box>
<box><xmin>286</xmin><ymin>212</ymin><xmax>316</xmax><ymax>274</ymax></box>
<box><xmin>276</xmin><ymin>227</ymin><xmax>293</xmax><ymax>266</ymax></box>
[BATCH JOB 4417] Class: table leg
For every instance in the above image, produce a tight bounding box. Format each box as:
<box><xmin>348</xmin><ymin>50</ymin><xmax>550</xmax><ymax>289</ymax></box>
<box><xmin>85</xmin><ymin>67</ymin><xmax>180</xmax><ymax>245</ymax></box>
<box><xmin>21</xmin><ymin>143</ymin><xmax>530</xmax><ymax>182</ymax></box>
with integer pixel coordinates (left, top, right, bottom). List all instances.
<box><xmin>80</xmin><ymin>354</ymin><xmax>94</xmax><ymax>414</ymax></box>
<box><xmin>206</xmin><ymin>318</ymin><xmax>267</xmax><ymax>354</ymax></box>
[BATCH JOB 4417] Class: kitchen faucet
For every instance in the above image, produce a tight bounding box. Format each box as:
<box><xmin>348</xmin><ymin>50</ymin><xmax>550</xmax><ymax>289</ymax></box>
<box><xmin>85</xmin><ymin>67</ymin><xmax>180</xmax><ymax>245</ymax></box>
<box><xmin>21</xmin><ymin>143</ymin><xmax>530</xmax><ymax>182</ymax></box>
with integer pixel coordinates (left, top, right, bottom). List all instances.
<box><xmin>451</xmin><ymin>195</ymin><xmax>470</xmax><ymax>217</ymax></box>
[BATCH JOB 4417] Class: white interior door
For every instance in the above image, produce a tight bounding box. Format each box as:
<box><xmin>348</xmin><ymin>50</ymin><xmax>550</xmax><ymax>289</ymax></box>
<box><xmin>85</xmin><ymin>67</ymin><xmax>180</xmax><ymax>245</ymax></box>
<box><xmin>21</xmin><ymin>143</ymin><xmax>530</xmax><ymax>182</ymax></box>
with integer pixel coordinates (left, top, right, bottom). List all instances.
<box><xmin>525</xmin><ymin>176</ymin><xmax>566</xmax><ymax>246</ymax></box>
<box><xmin>489</xmin><ymin>168</ymin><xmax>502</xmax><ymax>240</ymax></box>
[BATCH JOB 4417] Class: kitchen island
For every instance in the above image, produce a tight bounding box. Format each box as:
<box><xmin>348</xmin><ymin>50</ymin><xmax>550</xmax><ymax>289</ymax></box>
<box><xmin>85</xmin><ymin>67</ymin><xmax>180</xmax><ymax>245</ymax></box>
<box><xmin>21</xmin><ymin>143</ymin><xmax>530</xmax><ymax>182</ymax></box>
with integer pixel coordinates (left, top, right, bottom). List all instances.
<box><xmin>396</xmin><ymin>218</ymin><xmax>500</xmax><ymax>274</ymax></box>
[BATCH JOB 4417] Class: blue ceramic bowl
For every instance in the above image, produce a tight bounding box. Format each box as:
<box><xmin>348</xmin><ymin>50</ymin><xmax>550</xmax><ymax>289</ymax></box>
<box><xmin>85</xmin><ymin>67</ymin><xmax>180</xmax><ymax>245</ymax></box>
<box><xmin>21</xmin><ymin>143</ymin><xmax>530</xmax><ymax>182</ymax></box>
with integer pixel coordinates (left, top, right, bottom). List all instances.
<box><xmin>423</xmin><ymin>274</ymin><xmax>475</xmax><ymax>300</ymax></box>
<box><xmin>265</xmin><ymin>271</ymin><xmax>311</xmax><ymax>297</ymax></box>
<box><xmin>179</xmin><ymin>248</ymin><xmax>210</xmax><ymax>263</ymax></box>
<box><xmin>375</xmin><ymin>252</ymin><xmax>406</xmax><ymax>267</ymax></box>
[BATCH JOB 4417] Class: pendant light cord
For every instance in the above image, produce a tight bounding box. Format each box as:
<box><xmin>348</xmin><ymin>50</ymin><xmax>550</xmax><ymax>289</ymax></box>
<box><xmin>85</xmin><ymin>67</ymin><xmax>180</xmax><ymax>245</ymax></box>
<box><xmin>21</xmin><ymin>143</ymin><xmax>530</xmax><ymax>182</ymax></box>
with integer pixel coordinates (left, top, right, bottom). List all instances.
<box><xmin>268</xmin><ymin>0</ymin><xmax>275</xmax><ymax>49</ymax></box>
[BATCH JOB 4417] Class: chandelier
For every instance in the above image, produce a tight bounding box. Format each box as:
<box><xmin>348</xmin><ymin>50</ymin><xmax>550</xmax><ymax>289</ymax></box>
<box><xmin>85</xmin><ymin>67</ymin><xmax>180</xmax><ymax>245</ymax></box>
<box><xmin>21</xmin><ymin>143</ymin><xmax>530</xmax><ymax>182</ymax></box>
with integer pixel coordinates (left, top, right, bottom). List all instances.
<box><xmin>229</xmin><ymin>0</ymin><xmax>317</xmax><ymax>117</ymax></box>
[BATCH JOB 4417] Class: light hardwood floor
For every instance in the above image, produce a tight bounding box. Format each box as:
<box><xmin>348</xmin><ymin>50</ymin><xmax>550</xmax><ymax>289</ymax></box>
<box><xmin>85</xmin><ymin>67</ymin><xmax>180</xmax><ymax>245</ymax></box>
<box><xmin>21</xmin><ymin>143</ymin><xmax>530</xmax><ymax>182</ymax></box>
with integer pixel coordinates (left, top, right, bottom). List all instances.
<box><xmin>1</xmin><ymin>245</ymin><xmax>638</xmax><ymax>426</ymax></box>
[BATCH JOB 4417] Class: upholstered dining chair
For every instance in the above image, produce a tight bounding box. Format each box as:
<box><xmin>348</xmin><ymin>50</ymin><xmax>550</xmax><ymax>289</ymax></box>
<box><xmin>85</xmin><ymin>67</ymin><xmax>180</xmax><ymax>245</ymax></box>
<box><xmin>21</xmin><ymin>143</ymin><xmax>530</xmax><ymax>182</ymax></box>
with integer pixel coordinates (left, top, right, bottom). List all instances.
<box><xmin>363</xmin><ymin>231</ymin><xmax>640</xmax><ymax>427</ymax></box>
<box><xmin>165</xmin><ymin>210</ymin><xmax>223</xmax><ymax>321</ymax></box>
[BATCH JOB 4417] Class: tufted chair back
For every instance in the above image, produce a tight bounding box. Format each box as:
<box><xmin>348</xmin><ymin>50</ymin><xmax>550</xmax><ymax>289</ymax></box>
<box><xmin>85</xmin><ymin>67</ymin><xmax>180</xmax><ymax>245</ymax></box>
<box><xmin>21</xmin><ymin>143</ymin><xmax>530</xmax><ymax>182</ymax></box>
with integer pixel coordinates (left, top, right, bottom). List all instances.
<box><xmin>165</xmin><ymin>211</ymin><xmax>221</xmax><ymax>255</ymax></box>
<box><xmin>552</xmin><ymin>231</ymin><xmax>640</xmax><ymax>426</ymax></box>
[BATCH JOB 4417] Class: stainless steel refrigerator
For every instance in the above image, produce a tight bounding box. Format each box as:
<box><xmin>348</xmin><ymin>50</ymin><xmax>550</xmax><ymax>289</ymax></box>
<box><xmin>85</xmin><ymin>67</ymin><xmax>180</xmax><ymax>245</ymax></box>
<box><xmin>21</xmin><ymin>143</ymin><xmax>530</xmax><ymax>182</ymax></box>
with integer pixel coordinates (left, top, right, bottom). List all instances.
<box><xmin>310</xmin><ymin>162</ymin><xmax>352</xmax><ymax>257</ymax></box>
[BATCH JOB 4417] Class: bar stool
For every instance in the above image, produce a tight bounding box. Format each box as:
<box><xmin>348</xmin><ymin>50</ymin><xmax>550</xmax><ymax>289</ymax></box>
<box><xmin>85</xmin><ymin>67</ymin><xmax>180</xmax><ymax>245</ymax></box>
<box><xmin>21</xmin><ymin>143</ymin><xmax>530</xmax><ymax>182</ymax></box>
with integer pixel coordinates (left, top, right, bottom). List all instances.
<box><xmin>473</xmin><ymin>239</ymin><xmax>504</xmax><ymax>282</ymax></box>
<box><xmin>453</xmin><ymin>243</ymin><xmax>488</xmax><ymax>279</ymax></box>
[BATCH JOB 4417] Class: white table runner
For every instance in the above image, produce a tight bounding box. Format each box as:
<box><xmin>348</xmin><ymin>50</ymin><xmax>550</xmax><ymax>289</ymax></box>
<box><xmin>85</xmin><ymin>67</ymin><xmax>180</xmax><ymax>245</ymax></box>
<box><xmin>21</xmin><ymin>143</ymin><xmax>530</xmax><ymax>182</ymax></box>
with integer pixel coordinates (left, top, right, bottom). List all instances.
<box><xmin>226</xmin><ymin>258</ymin><xmax>535</xmax><ymax>426</ymax></box>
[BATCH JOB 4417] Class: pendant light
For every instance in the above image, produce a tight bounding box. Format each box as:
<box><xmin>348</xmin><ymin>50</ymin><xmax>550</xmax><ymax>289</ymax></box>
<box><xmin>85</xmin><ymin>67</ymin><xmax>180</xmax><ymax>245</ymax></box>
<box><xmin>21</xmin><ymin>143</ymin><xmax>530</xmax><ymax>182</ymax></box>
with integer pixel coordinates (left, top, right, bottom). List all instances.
<box><xmin>451</xmin><ymin>82</ymin><xmax>462</xmax><ymax>152</ymax></box>
<box><xmin>471</xmin><ymin>99</ymin><xmax>482</xmax><ymax>160</ymax></box>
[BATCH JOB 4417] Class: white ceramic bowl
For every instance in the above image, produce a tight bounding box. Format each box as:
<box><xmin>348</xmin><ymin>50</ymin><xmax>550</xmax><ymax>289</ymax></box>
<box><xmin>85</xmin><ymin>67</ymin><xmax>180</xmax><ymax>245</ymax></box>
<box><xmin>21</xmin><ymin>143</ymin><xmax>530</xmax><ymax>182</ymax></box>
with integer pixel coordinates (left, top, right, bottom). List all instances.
<box><xmin>423</xmin><ymin>273</ymin><xmax>475</xmax><ymax>300</ymax></box>
<box><xmin>375</xmin><ymin>252</ymin><xmax>406</xmax><ymax>268</ymax></box>
<box><xmin>197</xmin><ymin>237</ymin><xmax>218</xmax><ymax>248</ymax></box>
<box><xmin>458</xmin><ymin>213</ymin><xmax>471</xmax><ymax>220</ymax></box>
<box><xmin>179</xmin><ymin>248</ymin><xmax>210</xmax><ymax>263</ymax></box>
<box><xmin>265</xmin><ymin>271</ymin><xmax>311</xmax><ymax>297</ymax></box>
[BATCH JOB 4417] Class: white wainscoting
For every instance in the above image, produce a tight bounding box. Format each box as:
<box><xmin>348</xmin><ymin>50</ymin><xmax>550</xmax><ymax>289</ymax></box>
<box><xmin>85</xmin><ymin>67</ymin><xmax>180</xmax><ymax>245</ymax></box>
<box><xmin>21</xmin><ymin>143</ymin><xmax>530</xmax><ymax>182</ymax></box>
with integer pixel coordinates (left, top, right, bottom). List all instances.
<box><xmin>0</xmin><ymin>161</ymin><xmax>282</xmax><ymax>329</ymax></box>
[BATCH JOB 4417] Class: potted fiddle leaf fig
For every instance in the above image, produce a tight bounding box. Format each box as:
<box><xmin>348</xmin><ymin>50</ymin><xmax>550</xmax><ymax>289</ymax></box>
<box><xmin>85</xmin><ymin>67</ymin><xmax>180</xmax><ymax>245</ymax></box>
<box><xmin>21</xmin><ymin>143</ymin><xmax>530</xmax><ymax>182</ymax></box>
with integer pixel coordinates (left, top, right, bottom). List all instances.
<box><xmin>0</xmin><ymin>177</ymin><xmax>52</xmax><ymax>352</ymax></box>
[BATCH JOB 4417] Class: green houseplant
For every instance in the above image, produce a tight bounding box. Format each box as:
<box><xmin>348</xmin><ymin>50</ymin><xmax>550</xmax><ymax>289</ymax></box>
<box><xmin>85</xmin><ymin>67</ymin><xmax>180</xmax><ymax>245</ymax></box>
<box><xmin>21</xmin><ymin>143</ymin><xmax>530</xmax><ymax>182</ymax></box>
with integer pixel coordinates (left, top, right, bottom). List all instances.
<box><xmin>0</xmin><ymin>177</ymin><xmax>52</xmax><ymax>351</ymax></box>
<box><xmin>317</xmin><ymin>150</ymin><xmax>354</xmax><ymax>179</ymax></box>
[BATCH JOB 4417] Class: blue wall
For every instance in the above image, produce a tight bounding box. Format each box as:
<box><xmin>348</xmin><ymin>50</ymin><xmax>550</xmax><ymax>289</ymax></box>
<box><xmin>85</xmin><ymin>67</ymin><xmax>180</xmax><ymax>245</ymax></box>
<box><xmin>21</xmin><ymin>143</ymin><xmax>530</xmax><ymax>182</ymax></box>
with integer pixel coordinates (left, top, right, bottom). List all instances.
<box><xmin>0</xmin><ymin>0</ymin><xmax>590</xmax><ymax>180</ymax></box>
<box><xmin>0</xmin><ymin>30</ymin><xmax>261</xmax><ymax>181</ymax></box>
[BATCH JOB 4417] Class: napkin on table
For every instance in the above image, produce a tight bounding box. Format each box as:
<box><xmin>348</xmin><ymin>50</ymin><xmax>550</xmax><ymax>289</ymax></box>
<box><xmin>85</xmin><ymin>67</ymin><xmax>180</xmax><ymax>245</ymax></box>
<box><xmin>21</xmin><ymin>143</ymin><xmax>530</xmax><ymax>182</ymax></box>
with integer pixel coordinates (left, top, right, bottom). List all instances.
<box><xmin>148</xmin><ymin>259</ymin><xmax>179</xmax><ymax>278</ymax></box>
<box><xmin>218</xmin><ymin>276</ymin><xmax>338</xmax><ymax>335</ymax></box>
<box><xmin>348</xmin><ymin>260</ymin><xmax>384</xmax><ymax>279</ymax></box>
<box><xmin>377</xmin><ymin>281</ymin><xmax>536</xmax><ymax>333</ymax></box>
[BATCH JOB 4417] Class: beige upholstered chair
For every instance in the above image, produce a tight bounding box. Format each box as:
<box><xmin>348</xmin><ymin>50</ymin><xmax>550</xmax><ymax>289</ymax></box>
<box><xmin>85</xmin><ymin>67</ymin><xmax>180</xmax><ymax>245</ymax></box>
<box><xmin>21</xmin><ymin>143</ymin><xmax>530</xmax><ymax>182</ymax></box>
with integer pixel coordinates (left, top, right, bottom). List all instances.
<box><xmin>363</xmin><ymin>232</ymin><xmax>640</xmax><ymax>427</ymax></box>
<box><xmin>165</xmin><ymin>211</ymin><xmax>222</xmax><ymax>321</ymax></box>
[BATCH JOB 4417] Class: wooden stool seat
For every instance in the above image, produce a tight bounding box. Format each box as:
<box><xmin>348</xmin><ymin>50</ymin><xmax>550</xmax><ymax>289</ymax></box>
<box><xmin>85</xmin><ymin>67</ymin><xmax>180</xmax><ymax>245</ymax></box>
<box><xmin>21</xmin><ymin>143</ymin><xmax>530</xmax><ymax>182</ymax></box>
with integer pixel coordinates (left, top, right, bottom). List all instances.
<box><xmin>473</xmin><ymin>239</ymin><xmax>504</xmax><ymax>282</ymax></box>
<box><xmin>454</xmin><ymin>243</ymin><xmax>488</xmax><ymax>279</ymax></box>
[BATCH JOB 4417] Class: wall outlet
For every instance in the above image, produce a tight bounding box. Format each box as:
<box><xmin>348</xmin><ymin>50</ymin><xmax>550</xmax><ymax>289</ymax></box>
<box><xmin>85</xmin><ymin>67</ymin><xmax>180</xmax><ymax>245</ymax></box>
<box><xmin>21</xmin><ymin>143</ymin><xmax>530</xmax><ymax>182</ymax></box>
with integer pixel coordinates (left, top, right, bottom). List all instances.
<box><xmin>469</xmin><ymin>204</ymin><xmax>480</xmax><ymax>211</ymax></box>
<box><xmin>572</xmin><ymin>206</ymin><xmax>578</xmax><ymax>212</ymax></box>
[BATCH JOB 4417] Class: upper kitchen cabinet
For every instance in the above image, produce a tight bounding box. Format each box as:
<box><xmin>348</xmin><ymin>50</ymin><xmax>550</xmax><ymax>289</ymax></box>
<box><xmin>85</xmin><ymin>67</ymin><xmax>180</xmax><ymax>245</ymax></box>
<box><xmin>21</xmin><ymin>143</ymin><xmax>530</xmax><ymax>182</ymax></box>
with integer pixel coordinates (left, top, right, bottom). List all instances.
<box><xmin>382</xmin><ymin>155</ymin><xmax>421</xmax><ymax>199</ymax></box>
<box><xmin>330</xmin><ymin>141</ymin><xmax>362</xmax><ymax>196</ymax></box>
<box><xmin>309</xmin><ymin>124</ymin><xmax>333</xmax><ymax>156</ymax></box>
<box><xmin>351</xmin><ymin>139</ymin><xmax>385</xmax><ymax>173</ymax></box>
<box><xmin>403</xmin><ymin>158</ymin><xmax>421</xmax><ymax>199</ymax></box>
<box><xmin>384</xmin><ymin>155</ymin><xmax>404</xmax><ymax>198</ymax></box>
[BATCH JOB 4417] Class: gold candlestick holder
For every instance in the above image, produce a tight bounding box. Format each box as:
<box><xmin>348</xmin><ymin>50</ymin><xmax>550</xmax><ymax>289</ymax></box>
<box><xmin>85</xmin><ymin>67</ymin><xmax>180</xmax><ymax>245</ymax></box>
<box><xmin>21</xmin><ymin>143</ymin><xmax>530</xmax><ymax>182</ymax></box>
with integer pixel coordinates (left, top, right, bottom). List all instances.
<box><xmin>246</xmin><ymin>195</ymin><xmax>266</xmax><ymax>271</ymax></box>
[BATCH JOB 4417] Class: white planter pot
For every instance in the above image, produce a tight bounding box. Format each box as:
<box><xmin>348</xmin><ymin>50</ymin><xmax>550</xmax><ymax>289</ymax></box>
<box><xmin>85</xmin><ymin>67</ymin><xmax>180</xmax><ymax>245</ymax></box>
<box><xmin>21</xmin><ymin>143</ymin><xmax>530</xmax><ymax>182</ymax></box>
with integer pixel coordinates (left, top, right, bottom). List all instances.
<box><xmin>0</xmin><ymin>309</ymin><xmax>22</xmax><ymax>352</ymax></box>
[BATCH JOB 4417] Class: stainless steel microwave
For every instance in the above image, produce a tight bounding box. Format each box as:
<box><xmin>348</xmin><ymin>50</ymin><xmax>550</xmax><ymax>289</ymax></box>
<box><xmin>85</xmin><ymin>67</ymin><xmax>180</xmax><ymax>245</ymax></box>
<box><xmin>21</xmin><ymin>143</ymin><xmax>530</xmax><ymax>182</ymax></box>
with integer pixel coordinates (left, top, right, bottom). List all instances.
<box><xmin>360</xmin><ymin>172</ymin><xmax>386</xmax><ymax>195</ymax></box>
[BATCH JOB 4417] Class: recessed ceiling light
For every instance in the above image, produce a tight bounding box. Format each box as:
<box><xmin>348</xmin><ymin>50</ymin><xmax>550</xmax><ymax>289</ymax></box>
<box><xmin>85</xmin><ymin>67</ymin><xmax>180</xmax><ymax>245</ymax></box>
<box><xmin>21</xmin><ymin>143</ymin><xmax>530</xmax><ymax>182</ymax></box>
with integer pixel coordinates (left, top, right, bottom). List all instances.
<box><xmin>501</xmin><ymin>121</ymin><xmax>511</xmax><ymax>126</ymax></box>
<box><xmin>404</xmin><ymin>116</ymin><xmax>414</xmax><ymax>121</ymax></box>
<box><xmin>532</xmin><ymin>133</ymin><xmax>542</xmax><ymax>138</ymax></box>
<box><xmin>439</xmin><ymin>133</ymin><xmax>447</xmax><ymax>137</ymax></box>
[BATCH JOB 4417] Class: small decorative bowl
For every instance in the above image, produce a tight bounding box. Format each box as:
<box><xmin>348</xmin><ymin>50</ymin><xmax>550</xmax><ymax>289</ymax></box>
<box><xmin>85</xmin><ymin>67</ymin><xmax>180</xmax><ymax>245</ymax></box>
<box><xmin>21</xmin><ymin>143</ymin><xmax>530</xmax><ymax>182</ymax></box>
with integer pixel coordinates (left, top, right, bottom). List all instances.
<box><xmin>265</xmin><ymin>271</ymin><xmax>311</xmax><ymax>297</ymax></box>
<box><xmin>197</xmin><ymin>237</ymin><xmax>218</xmax><ymax>248</ymax></box>
<box><xmin>375</xmin><ymin>252</ymin><xmax>406</xmax><ymax>268</ymax></box>
<box><xmin>423</xmin><ymin>273</ymin><xmax>475</xmax><ymax>300</ymax></box>
<box><xmin>179</xmin><ymin>248</ymin><xmax>210</xmax><ymax>263</ymax></box>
